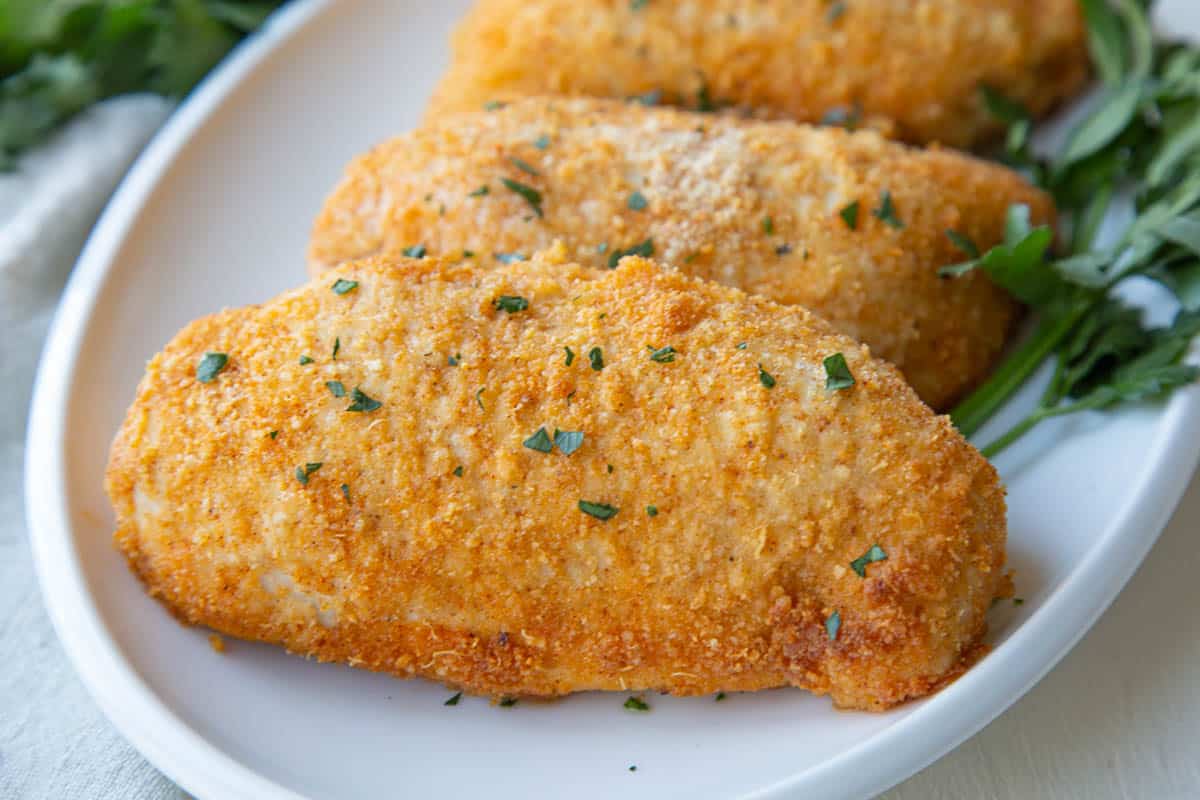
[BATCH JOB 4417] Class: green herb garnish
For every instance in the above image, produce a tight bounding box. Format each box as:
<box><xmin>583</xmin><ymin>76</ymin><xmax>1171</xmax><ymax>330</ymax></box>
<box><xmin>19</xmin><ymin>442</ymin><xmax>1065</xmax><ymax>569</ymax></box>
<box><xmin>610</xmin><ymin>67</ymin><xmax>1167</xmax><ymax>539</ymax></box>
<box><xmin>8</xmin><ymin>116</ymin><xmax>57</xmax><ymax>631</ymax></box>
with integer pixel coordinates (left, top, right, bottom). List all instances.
<box><xmin>762</xmin><ymin>216</ymin><xmax>775</xmax><ymax>235</ymax></box>
<box><xmin>499</xmin><ymin>697</ymin><xmax>518</xmax><ymax>707</ymax></box>
<box><xmin>453</xmin><ymin>465</ymin><xmax>464</xmax><ymax>477</ymax></box>
<box><xmin>341</xmin><ymin>483</ymin><xmax>350</xmax><ymax>502</ymax></box>
<box><xmin>501</xmin><ymin>177</ymin><xmax>543</xmax><ymax>217</ymax></box>
<box><xmin>627</xmin><ymin>191</ymin><xmax>648</xmax><ymax>211</ymax></box>
<box><xmin>623</xmin><ymin>696</ymin><xmax>650</xmax><ymax>711</ymax></box>
<box><xmin>295</xmin><ymin>462</ymin><xmax>322</xmax><ymax>485</ymax></box>
<box><xmin>872</xmin><ymin>190</ymin><xmax>904</xmax><ymax>229</ymax></box>
<box><xmin>508</xmin><ymin>156</ymin><xmax>540</xmax><ymax>176</ymax></box>
<box><xmin>775</xmin><ymin>243</ymin><xmax>793</xmax><ymax>256</ymax></box>
<box><xmin>445</xmin><ymin>692</ymin><xmax>462</xmax><ymax>706</ymax></box>
<box><xmin>564</xmin><ymin>346</ymin><xmax>575</xmax><ymax>366</ymax></box>
<box><xmin>483</xmin><ymin>100</ymin><xmax>506</xmax><ymax>111</ymax></box>
<box><xmin>196</xmin><ymin>352</ymin><xmax>228</xmax><ymax>383</ymax></box>
<box><xmin>332</xmin><ymin>337</ymin><xmax>341</xmax><ymax>360</ymax></box>
<box><xmin>850</xmin><ymin>544</ymin><xmax>887</xmax><ymax>577</ymax></box>
<box><xmin>325</xmin><ymin>380</ymin><xmax>346</xmax><ymax>398</ymax></box>
<box><xmin>533</xmin><ymin>134</ymin><xmax>551</xmax><ymax>150</ymax></box>
<box><xmin>825</xmin><ymin>610</ymin><xmax>841</xmax><ymax>640</ymax></box>
<box><xmin>715</xmin><ymin>691</ymin><xmax>726</xmax><ymax>701</ymax></box>
<box><xmin>331</xmin><ymin>279</ymin><xmax>358</xmax><ymax>295</ymax></box>
<box><xmin>823</xmin><ymin>353</ymin><xmax>855</xmax><ymax>390</ymax></box>
<box><xmin>299</xmin><ymin>355</ymin><xmax>314</xmax><ymax>365</ymax></box>
<box><xmin>646</xmin><ymin>505</ymin><xmax>658</xmax><ymax>517</ymax></box>
<box><xmin>347</xmin><ymin>387</ymin><xmax>382</xmax><ymax>413</ymax></box>
<box><xmin>269</xmin><ymin>430</ymin><xmax>279</xmax><ymax>440</ymax></box>
<box><xmin>607</xmin><ymin>239</ymin><xmax>654</xmax><ymax>268</ymax></box>
<box><xmin>523</xmin><ymin>427</ymin><xmax>553</xmax><ymax>453</ymax></box>
<box><xmin>757</xmin><ymin>364</ymin><xmax>776</xmax><ymax>389</ymax></box>
<box><xmin>494</xmin><ymin>295</ymin><xmax>529</xmax><ymax>313</ymax></box>
<box><xmin>579</xmin><ymin>500</ymin><xmax>618</xmax><ymax>520</ymax></box>
<box><xmin>448</xmin><ymin>353</ymin><xmax>461</xmax><ymax>366</ymax></box>
<box><xmin>648</xmin><ymin>345</ymin><xmax>676</xmax><ymax>363</ymax></box>
<box><xmin>476</xmin><ymin>387</ymin><xmax>486</xmax><ymax>410</ymax></box>
<box><xmin>945</xmin><ymin>229</ymin><xmax>981</xmax><ymax>259</ymax></box>
<box><xmin>402</xmin><ymin>244</ymin><xmax>427</xmax><ymax>259</ymax></box>
<box><xmin>839</xmin><ymin>201</ymin><xmax>860</xmax><ymax>230</ymax></box>
<box><xmin>469</xmin><ymin>185</ymin><xmax>489</xmax><ymax>197</ymax></box>
<box><xmin>553</xmin><ymin>429</ymin><xmax>584</xmax><ymax>455</ymax></box>
<box><xmin>494</xmin><ymin>252</ymin><xmax>527</xmax><ymax>264</ymax></box>
<box><xmin>588</xmin><ymin>347</ymin><xmax>604</xmax><ymax>371</ymax></box>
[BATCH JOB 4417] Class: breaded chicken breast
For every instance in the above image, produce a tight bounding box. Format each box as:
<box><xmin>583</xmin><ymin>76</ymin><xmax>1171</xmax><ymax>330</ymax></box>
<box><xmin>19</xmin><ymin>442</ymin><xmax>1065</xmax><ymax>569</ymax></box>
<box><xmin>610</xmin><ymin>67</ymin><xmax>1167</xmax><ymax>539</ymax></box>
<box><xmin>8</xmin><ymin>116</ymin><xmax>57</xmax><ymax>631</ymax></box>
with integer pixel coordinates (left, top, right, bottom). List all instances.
<box><xmin>310</xmin><ymin>98</ymin><xmax>1053</xmax><ymax>410</ymax></box>
<box><xmin>107</xmin><ymin>252</ymin><xmax>1007</xmax><ymax>711</ymax></box>
<box><xmin>428</xmin><ymin>0</ymin><xmax>1089</xmax><ymax>149</ymax></box>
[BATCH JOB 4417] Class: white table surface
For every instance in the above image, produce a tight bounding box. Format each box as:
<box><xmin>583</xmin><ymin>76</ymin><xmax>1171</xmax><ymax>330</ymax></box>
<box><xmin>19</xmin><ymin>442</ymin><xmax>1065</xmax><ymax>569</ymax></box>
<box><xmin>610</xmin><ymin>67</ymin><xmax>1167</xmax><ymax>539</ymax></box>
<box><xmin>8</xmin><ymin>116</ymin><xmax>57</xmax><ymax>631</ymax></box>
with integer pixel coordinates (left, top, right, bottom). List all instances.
<box><xmin>4</xmin><ymin>85</ymin><xmax>1200</xmax><ymax>800</ymax></box>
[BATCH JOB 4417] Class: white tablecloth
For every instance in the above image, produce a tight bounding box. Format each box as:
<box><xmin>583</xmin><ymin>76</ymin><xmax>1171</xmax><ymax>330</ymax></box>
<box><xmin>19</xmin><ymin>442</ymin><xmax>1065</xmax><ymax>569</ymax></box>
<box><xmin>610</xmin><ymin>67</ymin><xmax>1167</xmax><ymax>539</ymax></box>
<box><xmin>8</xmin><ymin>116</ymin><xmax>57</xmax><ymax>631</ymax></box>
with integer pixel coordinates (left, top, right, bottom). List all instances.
<box><xmin>2</xmin><ymin>96</ymin><xmax>1198</xmax><ymax>800</ymax></box>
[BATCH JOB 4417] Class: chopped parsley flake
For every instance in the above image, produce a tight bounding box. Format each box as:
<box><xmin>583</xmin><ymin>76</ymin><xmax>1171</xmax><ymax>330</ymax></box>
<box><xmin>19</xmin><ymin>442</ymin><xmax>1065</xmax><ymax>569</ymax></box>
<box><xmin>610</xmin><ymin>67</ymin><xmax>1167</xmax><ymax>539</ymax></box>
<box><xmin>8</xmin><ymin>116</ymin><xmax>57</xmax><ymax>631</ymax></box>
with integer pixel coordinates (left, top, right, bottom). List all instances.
<box><xmin>347</xmin><ymin>387</ymin><xmax>382</xmax><ymax>412</ymax></box>
<box><xmin>501</xmin><ymin>177</ymin><xmax>543</xmax><ymax>217</ymax></box>
<box><xmin>469</xmin><ymin>185</ymin><xmax>490</xmax><ymax>197</ymax></box>
<box><xmin>554</xmin><ymin>429</ymin><xmax>584</xmax><ymax>455</ymax></box>
<box><xmin>564</xmin><ymin>346</ymin><xmax>575</xmax><ymax>366</ymax></box>
<box><xmin>269</xmin><ymin>430</ymin><xmax>279</xmax><ymax>440</ymax></box>
<box><xmin>1014</xmin><ymin>598</ymin><xmax>1025</xmax><ymax>606</ymax></box>
<box><xmin>453</xmin><ymin>465</ymin><xmax>464</xmax><ymax>477</ymax></box>
<box><xmin>945</xmin><ymin>229</ymin><xmax>981</xmax><ymax>259</ymax></box>
<box><xmin>331</xmin><ymin>279</ymin><xmax>358</xmax><ymax>295</ymax></box>
<box><xmin>872</xmin><ymin>190</ymin><xmax>904</xmax><ymax>229</ymax></box>
<box><xmin>448</xmin><ymin>353</ymin><xmax>461</xmax><ymax>366</ymax></box>
<box><xmin>820</xmin><ymin>104</ymin><xmax>861</xmax><ymax>129</ymax></box>
<box><xmin>579</xmin><ymin>500</ymin><xmax>618</xmax><ymax>520</ymax></box>
<box><xmin>325</xmin><ymin>380</ymin><xmax>346</xmax><ymax>397</ymax></box>
<box><xmin>195</xmin><ymin>352</ymin><xmax>228</xmax><ymax>383</ymax></box>
<box><xmin>826</xmin><ymin>610</ymin><xmax>841</xmax><ymax>640</ymax></box>
<box><xmin>631</xmin><ymin>89</ymin><xmax>661</xmax><ymax>106</ymax></box>
<box><xmin>402</xmin><ymin>244</ymin><xmax>427</xmax><ymax>259</ymax></box>
<box><xmin>627</xmin><ymin>191</ymin><xmax>648</xmax><ymax>211</ymax></box>
<box><xmin>483</xmin><ymin>100</ymin><xmax>506</xmax><ymax>111</ymax></box>
<box><xmin>762</xmin><ymin>216</ymin><xmax>775</xmax><ymax>235</ymax></box>
<box><xmin>508</xmin><ymin>156</ymin><xmax>540</xmax><ymax>176</ymax></box>
<box><xmin>648</xmin><ymin>345</ymin><xmax>677</xmax><ymax>363</ymax></box>
<box><xmin>445</xmin><ymin>692</ymin><xmax>462</xmax><ymax>706</ymax></box>
<box><xmin>494</xmin><ymin>295</ymin><xmax>529</xmax><ymax>313</ymax></box>
<box><xmin>735</xmin><ymin>342</ymin><xmax>748</xmax><ymax>350</ymax></box>
<box><xmin>850</xmin><ymin>544</ymin><xmax>887</xmax><ymax>577</ymax></box>
<box><xmin>646</xmin><ymin>505</ymin><xmax>658</xmax><ymax>517</ymax></box>
<box><xmin>476</xmin><ymin>387</ymin><xmax>486</xmax><ymax>410</ymax></box>
<box><xmin>588</xmin><ymin>346</ymin><xmax>604</xmax><ymax>371</ymax></box>
<box><xmin>523</xmin><ymin>427</ymin><xmax>553</xmax><ymax>453</ymax></box>
<box><xmin>607</xmin><ymin>238</ymin><xmax>654</xmax><ymax>268</ymax></box>
<box><xmin>826</xmin><ymin>1</ymin><xmax>846</xmax><ymax>23</ymax></box>
<box><xmin>332</xmin><ymin>337</ymin><xmax>341</xmax><ymax>360</ymax></box>
<box><xmin>295</xmin><ymin>462</ymin><xmax>322</xmax><ymax>485</ymax></box>
<box><xmin>839</xmin><ymin>201</ymin><xmax>860</xmax><ymax>230</ymax></box>
<box><xmin>631</xmin><ymin>0</ymin><xmax>649</xmax><ymax>9</ymax></box>
<box><xmin>341</xmin><ymin>483</ymin><xmax>350</xmax><ymax>501</ymax></box>
<box><xmin>823</xmin><ymin>353</ymin><xmax>855</xmax><ymax>390</ymax></box>
<box><xmin>596</xmin><ymin>242</ymin><xmax>609</xmax><ymax>254</ymax></box>
<box><xmin>757</xmin><ymin>364</ymin><xmax>776</xmax><ymax>389</ymax></box>
<box><xmin>299</xmin><ymin>355</ymin><xmax>314</xmax><ymax>365</ymax></box>
<box><xmin>715</xmin><ymin>691</ymin><xmax>726</xmax><ymax>701</ymax></box>
<box><xmin>533</xmin><ymin>134</ymin><xmax>550</xmax><ymax>150</ymax></box>
<box><xmin>462</xmin><ymin>249</ymin><xmax>475</xmax><ymax>258</ymax></box>
<box><xmin>623</xmin><ymin>696</ymin><xmax>650</xmax><ymax>712</ymax></box>
<box><xmin>629</xmin><ymin>765</ymin><xmax>637</xmax><ymax>772</ymax></box>
<box><xmin>494</xmin><ymin>252</ymin><xmax>527</xmax><ymax>264</ymax></box>
<box><xmin>775</xmin><ymin>243</ymin><xmax>793</xmax><ymax>256</ymax></box>
<box><xmin>499</xmin><ymin>697</ymin><xmax>518</xmax><ymax>707</ymax></box>
<box><xmin>607</xmin><ymin>464</ymin><xmax>614</xmax><ymax>474</ymax></box>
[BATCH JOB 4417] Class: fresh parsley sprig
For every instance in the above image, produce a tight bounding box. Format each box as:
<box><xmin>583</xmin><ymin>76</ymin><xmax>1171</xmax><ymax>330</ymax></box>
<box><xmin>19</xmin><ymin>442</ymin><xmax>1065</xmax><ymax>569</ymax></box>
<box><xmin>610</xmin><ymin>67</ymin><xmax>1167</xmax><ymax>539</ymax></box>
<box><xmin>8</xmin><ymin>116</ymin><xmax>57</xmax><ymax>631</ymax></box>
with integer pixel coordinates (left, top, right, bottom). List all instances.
<box><xmin>948</xmin><ymin>1</ymin><xmax>1200</xmax><ymax>456</ymax></box>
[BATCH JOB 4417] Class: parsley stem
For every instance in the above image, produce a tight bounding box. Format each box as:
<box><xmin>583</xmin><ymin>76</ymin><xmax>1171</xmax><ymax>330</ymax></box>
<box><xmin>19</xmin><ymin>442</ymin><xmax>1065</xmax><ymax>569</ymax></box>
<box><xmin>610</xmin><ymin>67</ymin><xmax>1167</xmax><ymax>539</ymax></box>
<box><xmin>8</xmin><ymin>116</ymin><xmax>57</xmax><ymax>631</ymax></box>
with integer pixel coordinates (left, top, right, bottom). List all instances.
<box><xmin>978</xmin><ymin>411</ymin><xmax>1047</xmax><ymax>458</ymax></box>
<box><xmin>951</xmin><ymin>305</ymin><xmax>1090</xmax><ymax>438</ymax></box>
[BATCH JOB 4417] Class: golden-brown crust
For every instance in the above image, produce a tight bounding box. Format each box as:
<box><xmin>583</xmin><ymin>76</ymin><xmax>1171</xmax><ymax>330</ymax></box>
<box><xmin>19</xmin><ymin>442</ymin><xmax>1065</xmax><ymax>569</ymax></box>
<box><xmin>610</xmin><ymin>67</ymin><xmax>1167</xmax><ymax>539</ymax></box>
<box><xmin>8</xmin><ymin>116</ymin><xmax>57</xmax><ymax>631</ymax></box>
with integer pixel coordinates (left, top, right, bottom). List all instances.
<box><xmin>428</xmin><ymin>0</ymin><xmax>1089</xmax><ymax>149</ymax></box>
<box><xmin>107</xmin><ymin>253</ymin><xmax>1007</xmax><ymax>711</ymax></box>
<box><xmin>310</xmin><ymin>97</ymin><xmax>1050</xmax><ymax>409</ymax></box>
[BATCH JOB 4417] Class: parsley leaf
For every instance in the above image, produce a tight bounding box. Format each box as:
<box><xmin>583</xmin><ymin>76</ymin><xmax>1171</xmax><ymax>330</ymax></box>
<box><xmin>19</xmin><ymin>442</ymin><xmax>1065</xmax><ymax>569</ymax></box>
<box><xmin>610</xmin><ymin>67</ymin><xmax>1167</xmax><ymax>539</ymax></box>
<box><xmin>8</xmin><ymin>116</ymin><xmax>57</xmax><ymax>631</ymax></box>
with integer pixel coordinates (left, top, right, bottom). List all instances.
<box><xmin>872</xmin><ymin>190</ymin><xmax>904</xmax><ymax>229</ymax></box>
<box><xmin>444</xmin><ymin>692</ymin><xmax>462</xmax><ymax>706</ymax></box>
<box><xmin>295</xmin><ymin>462</ymin><xmax>322</xmax><ymax>485</ymax></box>
<box><xmin>494</xmin><ymin>295</ymin><xmax>529</xmax><ymax>313</ymax></box>
<box><xmin>299</xmin><ymin>355</ymin><xmax>314</xmax><ymax>365</ymax></box>
<box><xmin>196</xmin><ymin>352</ymin><xmax>228</xmax><ymax>383</ymax></box>
<box><xmin>839</xmin><ymin>201</ymin><xmax>860</xmax><ymax>230</ymax></box>
<box><xmin>469</xmin><ymin>185</ymin><xmax>490</xmax><ymax>197</ymax></box>
<box><xmin>402</xmin><ymin>244</ymin><xmax>427</xmax><ymax>259</ymax></box>
<box><xmin>607</xmin><ymin>239</ymin><xmax>654</xmax><ymax>268</ymax></box>
<box><xmin>623</xmin><ymin>696</ymin><xmax>650</xmax><ymax>711</ymax></box>
<box><xmin>326</xmin><ymin>380</ymin><xmax>346</xmax><ymax>398</ymax></box>
<box><xmin>347</xmin><ymin>387</ymin><xmax>382</xmax><ymax>413</ymax></box>
<box><xmin>494</xmin><ymin>252</ymin><xmax>527</xmax><ymax>264</ymax></box>
<box><xmin>579</xmin><ymin>500</ymin><xmax>618</xmax><ymax>520</ymax></box>
<box><xmin>648</xmin><ymin>345</ymin><xmax>676</xmax><ymax>363</ymax></box>
<box><xmin>331</xmin><ymin>279</ymin><xmax>358</xmax><ymax>295</ymax></box>
<box><xmin>553</xmin><ymin>429</ymin><xmax>584</xmax><ymax>455</ymax></box>
<box><xmin>850</xmin><ymin>544</ymin><xmax>887</xmax><ymax>577</ymax></box>
<box><xmin>508</xmin><ymin>156</ymin><xmax>540</xmax><ymax>176</ymax></box>
<box><xmin>588</xmin><ymin>347</ymin><xmax>604</xmax><ymax>371</ymax></box>
<box><xmin>564</xmin><ymin>346</ymin><xmax>575</xmax><ymax>366</ymax></box>
<box><xmin>627</xmin><ymin>191</ymin><xmax>648</xmax><ymax>211</ymax></box>
<box><xmin>501</xmin><ymin>177</ymin><xmax>543</xmax><ymax>217</ymax></box>
<box><xmin>757</xmin><ymin>364</ymin><xmax>776</xmax><ymax>389</ymax></box>
<box><xmin>823</xmin><ymin>353</ymin><xmax>855</xmax><ymax>390</ymax></box>
<box><xmin>825</xmin><ymin>611</ymin><xmax>841</xmax><ymax>641</ymax></box>
<box><xmin>523</xmin><ymin>427</ymin><xmax>553</xmax><ymax>453</ymax></box>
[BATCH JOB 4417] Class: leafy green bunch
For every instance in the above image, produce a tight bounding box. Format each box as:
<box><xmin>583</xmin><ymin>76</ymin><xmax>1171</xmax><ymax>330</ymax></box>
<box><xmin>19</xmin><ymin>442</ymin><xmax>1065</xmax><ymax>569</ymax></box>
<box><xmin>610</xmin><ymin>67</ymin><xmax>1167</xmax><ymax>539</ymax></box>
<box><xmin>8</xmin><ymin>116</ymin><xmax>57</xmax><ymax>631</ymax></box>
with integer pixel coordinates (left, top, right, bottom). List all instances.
<box><xmin>949</xmin><ymin>0</ymin><xmax>1200</xmax><ymax>457</ymax></box>
<box><xmin>0</xmin><ymin>0</ymin><xmax>283</xmax><ymax>168</ymax></box>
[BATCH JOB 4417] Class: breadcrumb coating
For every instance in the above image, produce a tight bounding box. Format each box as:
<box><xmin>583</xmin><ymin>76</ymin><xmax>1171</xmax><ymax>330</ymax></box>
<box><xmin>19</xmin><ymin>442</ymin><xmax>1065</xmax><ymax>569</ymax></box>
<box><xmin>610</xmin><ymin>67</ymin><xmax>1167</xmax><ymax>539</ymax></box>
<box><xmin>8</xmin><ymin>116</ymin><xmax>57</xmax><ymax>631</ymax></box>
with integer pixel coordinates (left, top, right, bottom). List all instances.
<box><xmin>311</xmin><ymin>97</ymin><xmax>1053</xmax><ymax>409</ymax></box>
<box><xmin>107</xmin><ymin>253</ymin><xmax>1006</xmax><ymax>710</ymax></box>
<box><xmin>428</xmin><ymin>0</ymin><xmax>1089</xmax><ymax>149</ymax></box>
